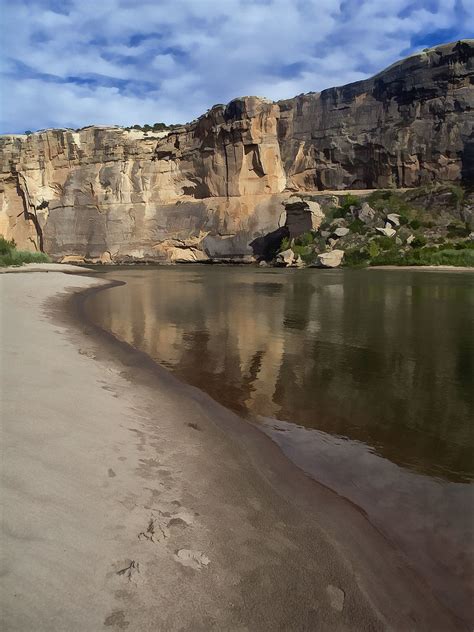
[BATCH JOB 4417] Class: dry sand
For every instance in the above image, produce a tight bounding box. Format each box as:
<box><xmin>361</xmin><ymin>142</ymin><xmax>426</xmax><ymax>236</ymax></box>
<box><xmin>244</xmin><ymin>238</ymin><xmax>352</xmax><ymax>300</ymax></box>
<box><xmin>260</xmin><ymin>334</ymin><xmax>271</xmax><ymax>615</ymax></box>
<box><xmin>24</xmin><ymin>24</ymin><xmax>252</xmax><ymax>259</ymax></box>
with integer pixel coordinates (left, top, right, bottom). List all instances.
<box><xmin>0</xmin><ymin>263</ymin><xmax>96</xmax><ymax>274</ymax></box>
<box><xmin>0</xmin><ymin>269</ymin><xmax>464</xmax><ymax>631</ymax></box>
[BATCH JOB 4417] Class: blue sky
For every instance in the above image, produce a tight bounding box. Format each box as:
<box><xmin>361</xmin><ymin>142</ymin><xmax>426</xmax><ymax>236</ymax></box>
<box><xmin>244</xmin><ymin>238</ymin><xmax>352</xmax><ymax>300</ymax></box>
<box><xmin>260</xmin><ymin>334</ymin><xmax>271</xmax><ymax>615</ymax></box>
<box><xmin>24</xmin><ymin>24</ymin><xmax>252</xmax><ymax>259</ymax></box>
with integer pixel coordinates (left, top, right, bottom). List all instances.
<box><xmin>0</xmin><ymin>0</ymin><xmax>472</xmax><ymax>133</ymax></box>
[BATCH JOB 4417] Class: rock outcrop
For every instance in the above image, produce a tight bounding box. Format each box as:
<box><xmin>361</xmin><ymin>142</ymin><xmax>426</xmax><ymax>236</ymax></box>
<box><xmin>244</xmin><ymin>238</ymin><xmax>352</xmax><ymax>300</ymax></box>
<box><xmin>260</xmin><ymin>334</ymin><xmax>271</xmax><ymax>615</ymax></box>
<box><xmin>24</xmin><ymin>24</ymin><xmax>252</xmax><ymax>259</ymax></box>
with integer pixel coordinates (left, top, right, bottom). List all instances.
<box><xmin>281</xmin><ymin>197</ymin><xmax>325</xmax><ymax>237</ymax></box>
<box><xmin>0</xmin><ymin>40</ymin><xmax>472</xmax><ymax>262</ymax></box>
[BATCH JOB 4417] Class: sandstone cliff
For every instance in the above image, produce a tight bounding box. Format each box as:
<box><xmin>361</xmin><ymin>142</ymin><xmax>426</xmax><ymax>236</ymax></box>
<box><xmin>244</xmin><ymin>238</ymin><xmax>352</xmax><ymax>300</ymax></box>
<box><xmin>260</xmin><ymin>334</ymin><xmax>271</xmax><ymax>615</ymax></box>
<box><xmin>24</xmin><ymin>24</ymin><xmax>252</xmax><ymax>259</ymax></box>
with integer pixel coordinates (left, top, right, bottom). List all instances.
<box><xmin>0</xmin><ymin>40</ymin><xmax>472</xmax><ymax>262</ymax></box>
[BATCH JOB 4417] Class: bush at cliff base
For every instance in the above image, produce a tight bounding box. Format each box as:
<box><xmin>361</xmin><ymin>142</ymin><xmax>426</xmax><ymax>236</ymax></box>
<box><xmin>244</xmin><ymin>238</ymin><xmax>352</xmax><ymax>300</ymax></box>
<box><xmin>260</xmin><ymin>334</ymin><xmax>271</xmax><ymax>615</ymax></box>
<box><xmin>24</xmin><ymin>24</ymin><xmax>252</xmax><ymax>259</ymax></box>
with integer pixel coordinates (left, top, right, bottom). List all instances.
<box><xmin>0</xmin><ymin>236</ymin><xmax>50</xmax><ymax>267</ymax></box>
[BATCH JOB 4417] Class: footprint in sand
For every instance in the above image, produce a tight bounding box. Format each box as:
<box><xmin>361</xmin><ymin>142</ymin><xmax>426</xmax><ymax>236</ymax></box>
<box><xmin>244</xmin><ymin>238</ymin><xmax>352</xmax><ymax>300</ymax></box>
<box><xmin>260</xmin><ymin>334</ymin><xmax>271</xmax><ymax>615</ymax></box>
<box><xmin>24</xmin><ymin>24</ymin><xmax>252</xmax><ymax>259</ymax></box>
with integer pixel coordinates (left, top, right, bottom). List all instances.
<box><xmin>138</xmin><ymin>514</ymin><xmax>169</xmax><ymax>543</ymax></box>
<box><xmin>326</xmin><ymin>584</ymin><xmax>345</xmax><ymax>612</ymax></box>
<box><xmin>104</xmin><ymin>610</ymin><xmax>129</xmax><ymax>629</ymax></box>
<box><xmin>174</xmin><ymin>549</ymin><xmax>210</xmax><ymax>570</ymax></box>
<box><xmin>116</xmin><ymin>560</ymin><xmax>140</xmax><ymax>582</ymax></box>
<box><xmin>78</xmin><ymin>348</ymin><xmax>96</xmax><ymax>359</ymax></box>
<box><xmin>167</xmin><ymin>509</ymin><xmax>195</xmax><ymax>529</ymax></box>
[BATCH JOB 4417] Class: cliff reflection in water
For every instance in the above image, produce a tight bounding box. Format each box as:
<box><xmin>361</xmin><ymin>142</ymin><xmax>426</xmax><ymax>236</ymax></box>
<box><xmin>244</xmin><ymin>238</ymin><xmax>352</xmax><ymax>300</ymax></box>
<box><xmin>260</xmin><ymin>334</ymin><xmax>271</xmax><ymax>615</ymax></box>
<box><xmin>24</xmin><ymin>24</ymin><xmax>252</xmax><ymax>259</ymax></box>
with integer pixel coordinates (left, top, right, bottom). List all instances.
<box><xmin>86</xmin><ymin>266</ymin><xmax>474</xmax><ymax>483</ymax></box>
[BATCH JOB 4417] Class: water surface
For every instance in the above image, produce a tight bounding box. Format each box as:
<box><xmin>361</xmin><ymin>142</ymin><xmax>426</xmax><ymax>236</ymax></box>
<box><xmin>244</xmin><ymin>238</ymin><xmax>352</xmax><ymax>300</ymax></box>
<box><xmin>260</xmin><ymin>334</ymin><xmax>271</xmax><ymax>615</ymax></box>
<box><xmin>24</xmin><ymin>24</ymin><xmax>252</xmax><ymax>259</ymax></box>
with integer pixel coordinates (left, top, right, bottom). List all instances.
<box><xmin>86</xmin><ymin>266</ymin><xmax>474</xmax><ymax>622</ymax></box>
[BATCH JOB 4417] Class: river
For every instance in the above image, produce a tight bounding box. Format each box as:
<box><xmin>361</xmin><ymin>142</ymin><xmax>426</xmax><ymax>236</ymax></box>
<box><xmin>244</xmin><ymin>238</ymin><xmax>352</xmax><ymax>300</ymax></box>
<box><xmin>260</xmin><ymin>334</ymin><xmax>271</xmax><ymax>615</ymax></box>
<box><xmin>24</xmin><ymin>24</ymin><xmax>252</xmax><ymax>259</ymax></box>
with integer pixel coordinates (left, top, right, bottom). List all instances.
<box><xmin>85</xmin><ymin>266</ymin><xmax>474</xmax><ymax>623</ymax></box>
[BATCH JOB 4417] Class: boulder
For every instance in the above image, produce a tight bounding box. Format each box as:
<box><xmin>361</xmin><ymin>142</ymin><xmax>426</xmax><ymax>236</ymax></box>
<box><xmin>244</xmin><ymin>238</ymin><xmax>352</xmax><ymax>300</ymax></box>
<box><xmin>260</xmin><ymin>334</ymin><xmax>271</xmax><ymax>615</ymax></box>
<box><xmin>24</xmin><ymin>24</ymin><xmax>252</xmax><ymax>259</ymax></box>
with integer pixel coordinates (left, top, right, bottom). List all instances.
<box><xmin>284</xmin><ymin>197</ymin><xmax>325</xmax><ymax>236</ymax></box>
<box><xmin>376</xmin><ymin>227</ymin><xmax>396</xmax><ymax>238</ymax></box>
<box><xmin>332</xmin><ymin>227</ymin><xmax>350</xmax><ymax>238</ymax></box>
<box><xmin>331</xmin><ymin>217</ymin><xmax>347</xmax><ymax>228</ymax></box>
<box><xmin>317</xmin><ymin>250</ymin><xmax>344</xmax><ymax>268</ymax></box>
<box><xmin>294</xmin><ymin>255</ymin><xmax>305</xmax><ymax>268</ymax></box>
<box><xmin>60</xmin><ymin>255</ymin><xmax>85</xmax><ymax>264</ymax></box>
<box><xmin>406</xmin><ymin>234</ymin><xmax>415</xmax><ymax>245</ymax></box>
<box><xmin>358</xmin><ymin>202</ymin><xmax>376</xmax><ymax>224</ymax></box>
<box><xmin>276</xmin><ymin>248</ymin><xmax>295</xmax><ymax>266</ymax></box>
<box><xmin>386</xmin><ymin>213</ymin><xmax>401</xmax><ymax>227</ymax></box>
<box><xmin>170</xmin><ymin>247</ymin><xmax>209</xmax><ymax>263</ymax></box>
<box><xmin>349</xmin><ymin>205</ymin><xmax>358</xmax><ymax>218</ymax></box>
<box><xmin>99</xmin><ymin>250</ymin><xmax>112</xmax><ymax>264</ymax></box>
<box><xmin>307</xmin><ymin>201</ymin><xmax>325</xmax><ymax>228</ymax></box>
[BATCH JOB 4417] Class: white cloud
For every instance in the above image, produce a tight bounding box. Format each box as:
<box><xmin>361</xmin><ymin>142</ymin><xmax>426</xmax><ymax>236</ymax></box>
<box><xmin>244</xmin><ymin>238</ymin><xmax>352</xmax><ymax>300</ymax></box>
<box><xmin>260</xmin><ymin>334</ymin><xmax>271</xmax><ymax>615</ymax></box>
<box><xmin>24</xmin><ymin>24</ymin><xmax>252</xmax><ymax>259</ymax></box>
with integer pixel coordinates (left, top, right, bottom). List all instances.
<box><xmin>0</xmin><ymin>0</ymin><xmax>468</xmax><ymax>132</ymax></box>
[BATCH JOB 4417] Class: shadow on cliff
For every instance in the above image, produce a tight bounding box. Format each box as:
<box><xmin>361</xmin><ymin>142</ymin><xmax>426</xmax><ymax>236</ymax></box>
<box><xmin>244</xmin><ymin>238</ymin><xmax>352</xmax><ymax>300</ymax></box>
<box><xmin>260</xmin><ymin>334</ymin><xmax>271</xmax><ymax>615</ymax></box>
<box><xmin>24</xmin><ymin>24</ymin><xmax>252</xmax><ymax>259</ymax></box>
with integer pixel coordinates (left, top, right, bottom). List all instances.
<box><xmin>250</xmin><ymin>226</ymin><xmax>289</xmax><ymax>261</ymax></box>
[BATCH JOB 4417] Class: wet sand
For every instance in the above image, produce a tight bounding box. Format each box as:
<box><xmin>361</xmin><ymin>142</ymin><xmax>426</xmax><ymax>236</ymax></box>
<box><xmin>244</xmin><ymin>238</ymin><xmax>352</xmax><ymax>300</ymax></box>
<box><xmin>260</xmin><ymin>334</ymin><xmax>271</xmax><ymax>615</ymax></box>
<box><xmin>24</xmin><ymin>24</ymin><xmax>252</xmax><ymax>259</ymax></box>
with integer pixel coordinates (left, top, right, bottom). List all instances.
<box><xmin>0</xmin><ymin>268</ymin><xmax>466</xmax><ymax>631</ymax></box>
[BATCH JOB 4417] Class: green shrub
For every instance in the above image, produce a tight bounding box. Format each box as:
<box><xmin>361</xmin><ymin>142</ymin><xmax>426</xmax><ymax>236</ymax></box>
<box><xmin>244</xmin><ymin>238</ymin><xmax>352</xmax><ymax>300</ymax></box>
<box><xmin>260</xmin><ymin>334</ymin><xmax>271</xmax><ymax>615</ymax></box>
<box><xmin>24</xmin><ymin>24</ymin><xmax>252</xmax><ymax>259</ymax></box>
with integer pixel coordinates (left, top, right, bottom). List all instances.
<box><xmin>429</xmin><ymin>249</ymin><xmax>474</xmax><ymax>266</ymax></box>
<box><xmin>369</xmin><ymin>247</ymin><xmax>474</xmax><ymax>267</ymax></box>
<box><xmin>0</xmin><ymin>250</ymin><xmax>49</xmax><ymax>267</ymax></box>
<box><xmin>312</xmin><ymin>236</ymin><xmax>327</xmax><ymax>252</ymax></box>
<box><xmin>0</xmin><ymin>236</ymin><xmax>16</xmax><ymax>255</ymax></box>
<box><xmin>343</xmin><ymin>247</ymin><xmax>369</xmax><ymax>267</ymax></box>
<box><xmin>409</xmin><ymin>219</ymin><xmax>421</xmax><ymax>230</ymax></box>
<box><xmin>411</xmin><ymin>235</ymin><xmax>427</xmax><ymax>248</ymax></box>
<box><xmin>332</xmin><ymin>206</ymin><xmax>348</xmax><ymax>219</ymax></box>
<box><xmin>332</xmin><ymin>194</ymin><xmax>360</xmax><ymax>219</ymax></box>
<box><xmin>367</xmin><ymin>190</ymin><xmax>393</xmax><ymax>203</ymax></box>
<box><xmin>348</xmin><ymin>219</ymin><xmax>367</xmax><ymax>234</ymax></box>
<box><xmin>447</xmin><ymin>222</ymin><xmax>470</xmax><ymax>238</ymax></box>
<box><xmin>453</xmin><ymin>240</ymin><xmax>474</xmax><ymax>250</ymax></box>
<box><xmin>450</xmin><ymin>184</ymin><xmax>465</xmax><ymax>206</ymax></box>
<box><xmin>366</xmin><ymin>190</ymin><xmax>412</xmax><ymax>216</ymax></box>
<box><xmin>292</xmin><ymin>244</ymin><xmax>312</xmax><ymax>258</ymax></box>
<box><xmin>374</xmin><ymin>235</ymin><xmax>396</xmax><ymax>250</ymax></box>
<box><xmin>0</xmin><ymin>235</ymin><xmax>50</xmax><ymax>267</ymax></box>
<box><xmin>340</xmin><ymin>194</ymin><xmax>359</xmax><ymax>214</ymax></box>
<box><xmin>370</xmin><ymin>251</ymin><xmax>404</xmax><ymax>266</ymax></box>
<box><xmin>294</xmin><ymin>231</ymin><xmax>314</xmax><ymax>247</ymax></box>
<box><xmin>368</xmin><ymin>241</ymin><xmax>380</xmax><ymax>258</ymax></box>
<box><xmin>279</xmin><ymin>237</ymin><xmax>291</xmax><ymax>252</ymax></box>
<box><xmin>300</xmin><ymin>249</ymin><xmax>319</xmax><ymax>264</ymax></box>
<box><xmin>406</xmin><ymin>248</ymin><xmax>474</xmax><ymax>267</ymax></box>
<box><xmin>342</xmin><ymin>194</ymin><xmax>359</xmax><ymax>209</ymax></box>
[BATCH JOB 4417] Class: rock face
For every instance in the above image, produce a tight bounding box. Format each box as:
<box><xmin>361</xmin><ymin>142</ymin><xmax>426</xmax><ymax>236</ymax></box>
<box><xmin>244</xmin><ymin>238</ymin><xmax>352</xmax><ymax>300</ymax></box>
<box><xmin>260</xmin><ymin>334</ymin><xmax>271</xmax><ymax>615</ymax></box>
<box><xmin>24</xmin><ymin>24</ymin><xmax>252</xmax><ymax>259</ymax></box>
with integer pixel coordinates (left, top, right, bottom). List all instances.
<box><xmin>278</xmin><ymin>40</ymin><xmax>474</xmax><ymax>191</ymax></box>
<box><xmin>0</xmin><ymin>40</ymin><xmax>472</xmax><ymax>262</ymax></box>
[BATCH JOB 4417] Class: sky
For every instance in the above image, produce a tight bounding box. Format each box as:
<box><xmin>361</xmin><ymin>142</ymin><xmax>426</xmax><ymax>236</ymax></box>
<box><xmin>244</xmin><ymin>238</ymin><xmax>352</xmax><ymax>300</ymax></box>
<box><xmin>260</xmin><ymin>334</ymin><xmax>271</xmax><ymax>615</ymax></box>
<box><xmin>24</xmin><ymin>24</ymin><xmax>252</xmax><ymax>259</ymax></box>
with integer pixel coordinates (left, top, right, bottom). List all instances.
<box><xmin>0</xmin><ymin>0</ymin><xmax>472</xmax><ymax>133</ymax></box>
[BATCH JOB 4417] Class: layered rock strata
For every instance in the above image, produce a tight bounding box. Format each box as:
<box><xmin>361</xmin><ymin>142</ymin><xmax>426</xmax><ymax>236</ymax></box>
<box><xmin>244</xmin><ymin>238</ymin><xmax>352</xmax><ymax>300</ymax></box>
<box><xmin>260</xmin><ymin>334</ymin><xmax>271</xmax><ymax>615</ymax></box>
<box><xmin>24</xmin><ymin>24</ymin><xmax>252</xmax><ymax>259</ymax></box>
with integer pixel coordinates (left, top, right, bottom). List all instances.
<box><xmin>0</xmin><ymin>40</ymin><xmax>472</xmax><ymax>262</ymax></box>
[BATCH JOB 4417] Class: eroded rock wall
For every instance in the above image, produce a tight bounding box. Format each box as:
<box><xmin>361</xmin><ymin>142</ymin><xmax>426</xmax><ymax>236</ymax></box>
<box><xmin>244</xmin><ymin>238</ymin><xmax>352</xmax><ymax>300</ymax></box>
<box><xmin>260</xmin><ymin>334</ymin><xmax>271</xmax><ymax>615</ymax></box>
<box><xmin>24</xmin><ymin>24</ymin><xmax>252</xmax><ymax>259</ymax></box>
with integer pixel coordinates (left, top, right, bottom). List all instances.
<box><xmin>0</xmin><ymin>40</ymin><xmax>472</xmax><ymax>262</ymax></box>
<box><xmin>278</xmin><ymin>41</ymin><xmax>474</xmax><ymax>191</ymax></box>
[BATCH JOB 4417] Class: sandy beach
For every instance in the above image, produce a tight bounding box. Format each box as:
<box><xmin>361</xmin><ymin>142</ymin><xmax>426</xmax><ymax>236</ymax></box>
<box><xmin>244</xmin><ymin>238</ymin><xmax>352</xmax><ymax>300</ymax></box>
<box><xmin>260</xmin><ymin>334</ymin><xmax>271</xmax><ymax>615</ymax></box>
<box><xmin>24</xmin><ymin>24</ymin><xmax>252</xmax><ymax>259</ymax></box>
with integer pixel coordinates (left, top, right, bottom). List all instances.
<box><xmin>0</xmin><ymin>268</ymin><xmax>465</xmax><ymax>631</ymax></box>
